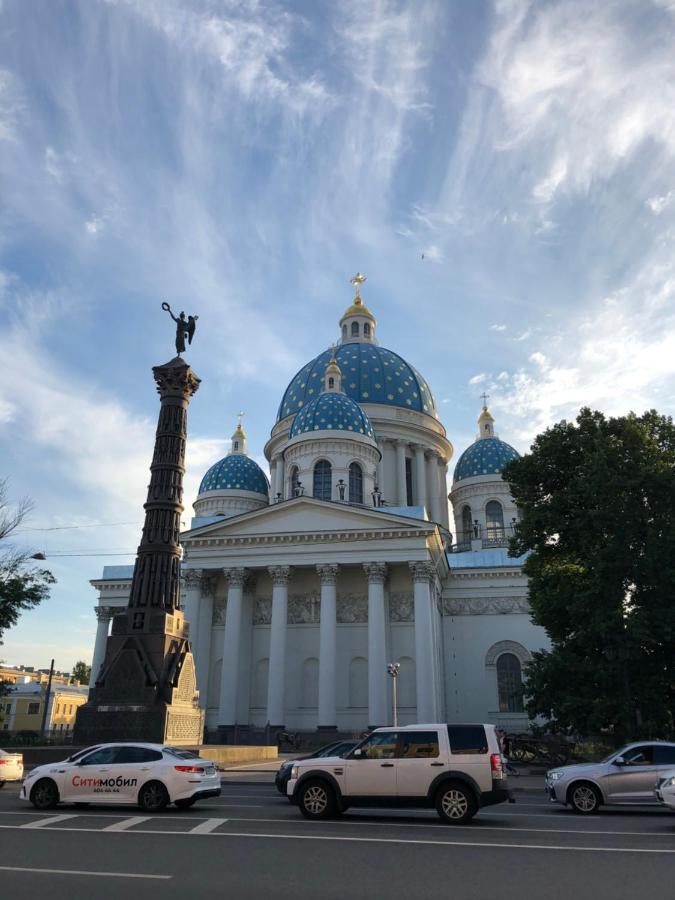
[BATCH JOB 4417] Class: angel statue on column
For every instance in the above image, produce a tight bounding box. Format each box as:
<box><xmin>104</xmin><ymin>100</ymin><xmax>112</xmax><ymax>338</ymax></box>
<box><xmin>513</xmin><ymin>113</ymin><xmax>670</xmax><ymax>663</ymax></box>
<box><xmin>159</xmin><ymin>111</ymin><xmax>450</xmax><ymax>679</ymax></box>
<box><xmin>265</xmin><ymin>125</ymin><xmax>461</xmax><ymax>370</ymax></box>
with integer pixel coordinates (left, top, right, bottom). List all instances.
<box><xmin>162</xmin><ymin>302</ymin><xmax>199</xmax><ymax>355</ymax></box>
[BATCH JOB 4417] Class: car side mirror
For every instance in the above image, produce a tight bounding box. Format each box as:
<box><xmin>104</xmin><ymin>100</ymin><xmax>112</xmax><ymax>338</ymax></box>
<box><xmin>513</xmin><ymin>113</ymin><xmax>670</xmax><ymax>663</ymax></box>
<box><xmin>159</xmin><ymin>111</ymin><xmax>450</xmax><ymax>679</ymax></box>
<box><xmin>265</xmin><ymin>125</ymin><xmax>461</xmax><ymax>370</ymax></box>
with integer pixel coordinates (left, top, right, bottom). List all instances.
<box><xmin>613</xmin><ymin>756</ymin><xmax>626</xmax><ymax>767</ymax></box>
<box><xmin>352</xmin><ymin>748</ymin><xmax>364</xmax><ymax>759</ymax></box>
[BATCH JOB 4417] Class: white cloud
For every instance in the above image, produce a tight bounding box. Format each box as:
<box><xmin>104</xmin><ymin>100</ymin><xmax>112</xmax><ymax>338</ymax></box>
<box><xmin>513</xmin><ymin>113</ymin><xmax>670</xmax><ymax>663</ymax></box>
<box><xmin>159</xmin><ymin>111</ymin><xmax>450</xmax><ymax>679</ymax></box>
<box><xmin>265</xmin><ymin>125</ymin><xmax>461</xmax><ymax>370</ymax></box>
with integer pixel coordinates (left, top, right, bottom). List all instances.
<box><xmin>490</xmin><ymin>323</ymin><xmax>507</xmax><ymax>332</ymax></box>
<box><xmin>468</xmin><ymin>372</ymin><xmax>487</xmax><ymax>385</ymax></box>
<box><xmin>0</xmin><ymin>68</ymin><xmax>21</xmax><ymax>141</ymax></box>
<box><xmin>647</xmin><ymin>191</ymin><xmax>674</xmax><ymax>214</ymax></box>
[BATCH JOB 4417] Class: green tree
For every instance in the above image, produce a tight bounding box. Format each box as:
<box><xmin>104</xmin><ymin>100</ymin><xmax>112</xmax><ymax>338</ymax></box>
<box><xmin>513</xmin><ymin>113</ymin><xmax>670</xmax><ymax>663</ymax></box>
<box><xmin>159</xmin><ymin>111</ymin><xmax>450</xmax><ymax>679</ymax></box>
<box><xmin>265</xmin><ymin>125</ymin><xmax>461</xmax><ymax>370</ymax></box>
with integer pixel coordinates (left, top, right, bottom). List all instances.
<box><xmin>0</xmin><ymin>479</ymin><xmax>55</xmax><ymax>644</ymax></box>
<box><xmin>503</xmin><ymin>408</ymin><xmax>675</xmax><ymax>740</ymax></box>
<box><xmin>71</xmin><ymin>660</ymin><xmax>91</xmax><ymax>685</ymax></box>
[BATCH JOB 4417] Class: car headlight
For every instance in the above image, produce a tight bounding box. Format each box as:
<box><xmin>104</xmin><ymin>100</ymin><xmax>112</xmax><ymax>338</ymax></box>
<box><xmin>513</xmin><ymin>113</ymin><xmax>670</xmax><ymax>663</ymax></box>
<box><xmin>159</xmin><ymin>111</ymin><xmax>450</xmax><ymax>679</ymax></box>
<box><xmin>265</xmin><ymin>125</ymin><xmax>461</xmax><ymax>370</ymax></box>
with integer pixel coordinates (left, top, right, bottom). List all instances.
<box><xmin>291</xmin><ymin>766</ymin><xmax>299</xmax><ymax>780</ymax></box>
<box><xmin>548</xmin><ymin>771</ymin><xmax>564</xmax><ymax>781</ymax></box>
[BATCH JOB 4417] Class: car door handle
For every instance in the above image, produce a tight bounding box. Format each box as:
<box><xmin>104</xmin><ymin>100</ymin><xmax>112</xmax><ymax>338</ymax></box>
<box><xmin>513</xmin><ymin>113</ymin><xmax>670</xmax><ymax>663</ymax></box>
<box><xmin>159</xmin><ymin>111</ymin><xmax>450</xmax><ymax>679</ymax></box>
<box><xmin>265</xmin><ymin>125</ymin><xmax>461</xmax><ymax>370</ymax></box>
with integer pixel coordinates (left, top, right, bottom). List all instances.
<box><xmin>430</xmin><ymin>762</ymin><xmax>444</xmax><ymax>767</ymax></box>
<box><xmin>381</xmin><ymin>763</ymin><xmax>395</xmax><ymax>768</ymax></box>
<box><xmin>99</xmin><ymin>768</ymin><xmax>110</xmax><ymax>772</ymax></box>
<box><xmin>140</xmin><ymin>767</ymin><xmax>151</xmax><ymax>771</ymax></box>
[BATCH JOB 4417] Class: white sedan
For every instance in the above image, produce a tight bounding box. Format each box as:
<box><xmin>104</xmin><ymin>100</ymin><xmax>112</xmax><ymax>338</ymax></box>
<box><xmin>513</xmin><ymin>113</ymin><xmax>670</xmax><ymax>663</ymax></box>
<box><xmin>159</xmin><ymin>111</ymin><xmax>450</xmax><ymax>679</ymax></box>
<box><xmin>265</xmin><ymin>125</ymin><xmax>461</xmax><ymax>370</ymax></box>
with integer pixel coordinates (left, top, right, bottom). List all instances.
<box><xmin>655</xmin><ymin>770</ymin><xmax>675</xmax><ymax>811</ymax></box>
<box><xmin>0</xmin><ymin>749</ymin><xmax>24</xmax><ymax>787</ymax></box>
<box><xmin>20</xmin><ymin>743</ymin><xmax>221</xmax><ymax>811</ymax></box>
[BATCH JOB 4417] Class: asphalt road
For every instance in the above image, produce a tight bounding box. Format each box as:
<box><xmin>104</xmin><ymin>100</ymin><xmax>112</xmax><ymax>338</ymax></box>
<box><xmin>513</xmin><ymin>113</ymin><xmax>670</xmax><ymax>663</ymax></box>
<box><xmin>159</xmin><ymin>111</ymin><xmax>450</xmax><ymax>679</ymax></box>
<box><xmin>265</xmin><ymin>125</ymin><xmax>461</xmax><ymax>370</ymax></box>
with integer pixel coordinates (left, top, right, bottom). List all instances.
<box><xmin>1</xmin><ymin>779</ymin><xmax>674</xmax><ymax>899</ymax></box>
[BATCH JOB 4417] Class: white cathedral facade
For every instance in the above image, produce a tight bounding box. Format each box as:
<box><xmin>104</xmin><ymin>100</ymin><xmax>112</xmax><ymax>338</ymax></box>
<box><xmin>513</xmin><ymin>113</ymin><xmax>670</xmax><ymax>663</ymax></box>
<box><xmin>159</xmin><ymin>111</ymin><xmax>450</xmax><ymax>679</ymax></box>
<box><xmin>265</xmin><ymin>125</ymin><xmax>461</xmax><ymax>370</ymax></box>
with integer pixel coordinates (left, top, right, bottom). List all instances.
<box><xmin>90</xmin><ymin>280</ymin><xmax>549</xmax><ymax>739</ymax></box>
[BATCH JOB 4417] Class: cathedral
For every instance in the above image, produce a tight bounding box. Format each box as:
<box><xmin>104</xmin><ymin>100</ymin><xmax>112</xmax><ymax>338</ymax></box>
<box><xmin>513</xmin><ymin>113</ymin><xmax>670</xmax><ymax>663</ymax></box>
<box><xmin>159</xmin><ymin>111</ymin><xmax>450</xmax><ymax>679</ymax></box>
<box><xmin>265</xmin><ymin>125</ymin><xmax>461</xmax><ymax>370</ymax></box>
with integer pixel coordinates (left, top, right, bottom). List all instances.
<box><xmin>90</xmin><ymin>278</ymin><xmax>548</xmax><ymax>739</ymax></box>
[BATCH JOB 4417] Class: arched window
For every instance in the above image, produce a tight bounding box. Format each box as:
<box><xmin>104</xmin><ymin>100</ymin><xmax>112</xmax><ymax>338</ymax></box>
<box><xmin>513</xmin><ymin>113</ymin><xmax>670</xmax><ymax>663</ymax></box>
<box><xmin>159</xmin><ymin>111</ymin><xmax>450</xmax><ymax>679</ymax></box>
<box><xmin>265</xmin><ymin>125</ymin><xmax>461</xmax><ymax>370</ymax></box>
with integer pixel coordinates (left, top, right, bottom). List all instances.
<box><xmin>349</xmin><ymin>657</ymin><xmax>368</xmax><ymax>707</ymax></box>
<box><xmin>351</xmin><ymin>321</ymin><xmax>359</xmax><ymax>337</ymax></box>
<box><xmin>342</xmin><ymin>324</ymin><xmax>347</xmax><ymax>339</ymax></box>
<box><xmin>364</xmin><ymin>322</ymin><xmax>371</xmax><ymax>337</ymax></box>
<box><xmin>497</xmin><ymin>653</ymin><xmax>523</xmax><ymax>713</ymax></box>
<box><xmin>328</xmin><ymin>376</ymin><xmax>335</xmax><ymax>389</ymax></box>
<box><xmin>300</xmin><ymin>658</ymin><xmax>319</xmax><ymax>708</ymax></box>
<box><xmin>233</xmin><ymin>441</ymin><xmax>239</xmax><ymax>450</ymax></box>
<box><xmin>313</xmin><ymin>459</ymin><xmax>332</xmax><ymax>500</ymax></box>
<box><xmin>289</xmin><ymin>465</ymin><xmax>299</xmax><ymax>499</ymax></box>
<box><xmin>349</xmin><ymin>462</ymin><xmax>363</xmax><ymax>504</ymax></box>
<box><xmin>461</xmin><ymin>505</ymin><xmax>473</xmax><ymax>541</ymax></box>
<box><xmin>486</xmin><ymin>500</ymin><xmax>504</xmax><ymax>539</ymax></box>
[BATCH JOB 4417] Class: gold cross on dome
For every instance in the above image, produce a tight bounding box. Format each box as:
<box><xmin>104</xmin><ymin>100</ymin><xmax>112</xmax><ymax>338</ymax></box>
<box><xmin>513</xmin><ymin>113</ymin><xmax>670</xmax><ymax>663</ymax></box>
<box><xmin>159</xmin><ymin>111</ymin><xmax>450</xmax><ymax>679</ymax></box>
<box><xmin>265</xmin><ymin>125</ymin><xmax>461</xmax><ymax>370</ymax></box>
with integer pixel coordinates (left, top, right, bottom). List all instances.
<box><xmin>237</xmin><ymin>410</ymin><xmax>245</xmax><ymax>428</ymax></box>
<box><xmin>480</xmin><ymin>392</ymin><xmax>490</xmax><ymax>408</ymax></box>
<box><xmin>350</xmin><ymin>272</ymin><xmax>367</xmax><ymax>299</ymax></box>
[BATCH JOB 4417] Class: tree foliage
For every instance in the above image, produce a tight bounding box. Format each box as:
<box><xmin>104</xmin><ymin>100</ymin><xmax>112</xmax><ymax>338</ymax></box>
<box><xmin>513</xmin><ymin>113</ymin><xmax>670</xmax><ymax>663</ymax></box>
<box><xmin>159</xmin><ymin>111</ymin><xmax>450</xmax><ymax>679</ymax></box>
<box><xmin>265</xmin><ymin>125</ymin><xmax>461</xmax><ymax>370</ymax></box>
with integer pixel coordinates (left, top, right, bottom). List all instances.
<box><xmin>71</xmin><ymin>660</ymin><xmax>91</xmax><ymax>685</ymax></box>
<box><xmin>0</xmin><ymin>479</ymin><xmax>55</xmax><ymax>645</ymax></box>
<box><xmin>503</xmin><ymin>408</ymin><xmax>675</xmax><ymax>740</ymax></box>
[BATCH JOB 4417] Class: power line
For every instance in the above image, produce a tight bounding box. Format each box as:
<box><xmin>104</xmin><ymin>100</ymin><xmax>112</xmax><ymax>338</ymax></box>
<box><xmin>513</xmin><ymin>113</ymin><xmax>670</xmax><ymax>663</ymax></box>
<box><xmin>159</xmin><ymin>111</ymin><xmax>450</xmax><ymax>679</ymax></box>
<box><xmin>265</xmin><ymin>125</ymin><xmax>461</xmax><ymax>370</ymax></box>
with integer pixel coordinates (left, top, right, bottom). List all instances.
<box><xmin>14</xmin><ymin>521</ymin><xmax>141</xmax><ymax>533</ymax></box>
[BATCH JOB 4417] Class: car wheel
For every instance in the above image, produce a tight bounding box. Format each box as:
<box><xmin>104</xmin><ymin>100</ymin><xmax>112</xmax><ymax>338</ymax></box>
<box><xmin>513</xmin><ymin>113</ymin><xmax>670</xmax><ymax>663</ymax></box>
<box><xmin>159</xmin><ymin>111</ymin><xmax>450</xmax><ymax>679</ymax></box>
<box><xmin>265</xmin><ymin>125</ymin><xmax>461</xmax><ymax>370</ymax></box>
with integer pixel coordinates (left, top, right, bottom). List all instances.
<box><xmin>297</xmin><ymin>779</ymin><xmax>336</xmax><ymax>820</ymax></box>
<box><xmin>435</xmin><ymin>782</ymin><xmax>477</xmax><ymax>825</ymax></box>
<box><xmin>30</xmin><ymin>778</ymin><xmax>59</xmax><ymax>810</ymax></box>
<box><xmin>175</xmin><ymin>797</ymin><xmax>197</xmax><ymax>809</ymax></box>
<box><xmin>568</xmin><ymin>782</ymin><xmax>601</xmax><ymax>814</ymax></box>
<box><xmin>138</xmin><ymin>781</ymin><xmax>169</xmax><ymax>812</ymax></box>
<box><xmin>0</xmin><ymin>781</ymin><xmax>5</xmax><ymax>790</ymax></box>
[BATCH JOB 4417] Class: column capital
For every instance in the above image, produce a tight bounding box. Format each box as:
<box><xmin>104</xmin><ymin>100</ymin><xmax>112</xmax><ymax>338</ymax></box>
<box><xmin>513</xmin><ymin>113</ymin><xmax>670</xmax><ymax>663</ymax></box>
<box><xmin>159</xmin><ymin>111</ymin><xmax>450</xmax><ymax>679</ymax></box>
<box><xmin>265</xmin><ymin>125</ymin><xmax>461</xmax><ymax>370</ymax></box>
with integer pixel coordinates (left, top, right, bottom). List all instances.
<box><xmin>363</xmin><ymin>562</ymin><xmax>387</xmax><ymax>584</ymax></box>
<box><xmin>316</xmin><ymin>564</ymin><xmax>339</xmax><ymax>585</ymax></box>
<box><xmin>94</xmin><ymin>605</ymin><xmax>115</xmax><ymax>622</ymax></box>
<box><xmin>395</xmin><ymin>439</ymin><xmax>408</xmax><ymax>449</ymax></box>
<box><xmin>425</xmin><ymin>448</ymin><xmax>439</xmax><ymax>460</ymax></box>
<box><xmin>223</xmin><ymin>567</ymin><xmax>247</xmax><ymax>588</ymax></box>
<box><xmin>409</xmin><ymin>560</ymin><xmax>436</xmax><ymax>583</ymax></box>
<box><xmin>182</xmin><ymin>568</ymin><xmax>203</xmax><ymax>589</ymax></box>
<box><xmin>411</xmin><ymin>442</ymin><xmax>426</xmax><ymax>453</ymax></box>
<box><xmin>268</xmin><ymin>565</ymin><xmax>291</xmax><ymax>586</ymax></box>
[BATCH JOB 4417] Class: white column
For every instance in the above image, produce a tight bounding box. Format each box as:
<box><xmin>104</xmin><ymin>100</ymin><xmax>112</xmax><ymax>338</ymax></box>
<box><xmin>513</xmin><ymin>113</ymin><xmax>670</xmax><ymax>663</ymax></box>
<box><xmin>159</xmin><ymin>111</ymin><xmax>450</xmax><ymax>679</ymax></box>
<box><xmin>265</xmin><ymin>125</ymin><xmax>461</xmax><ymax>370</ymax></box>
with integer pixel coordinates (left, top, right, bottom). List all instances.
<box><xmin>364</xmin><ymin>562</ymin><xmax>387</xmax><ymax>727</ymax></box>
<box><xmin>439</xmin><ymin>460</ymin><xmax>450</xmax><ymax>529</ymax></box>
<box><xmin>266</xmin><ymin>566</ymin><xmax>291</xmax><ymax>726</ymax></box>
<box><xmin>270</xmin><ymin>459</ymin><xmax>277</xmax><ymax>499</ymax></box>
<box><xmin>274</xmin><ymin>454</ymin><xmax>284</xmax><ymax>499</ymax></box>
<box><xmin>376</xmin><ymin>440</ymin><xmax>385</xmax><ymax>497</ymax></box>
<box><xmin>413</xmin><ymin>444</ymin><xmax>427</xmax><ymax>511</ymax></box>
<box><xmin>427</xmin><ymin>452</ymin><xmax>443</xmax><ymax>523</ymax></box>
<box><xmin>317</xmin><ymin>564</ymin><xmax>338</xmax><ymax>729</ymax></box>
<box><xmin>218</xmin><ymin>568</ymin><xmax>247</xmax><ymax>726</ymax></box>
<box><xmin>90</xmin><ymin>606</ymin><xmax>113</xmax><ymax>691</ymax></box>
<box><xmin>410</xmin><ymin>561</ymin><xmax>439</xmax><ymax>722</ymax></box>
<box><xmin>395</xmin><ymin>440</ymin><xmax>407</xmax><ymax>506</ymax></box>
<box><xmin>181</xmin><ymin>569</ymin><xmax>202</xmax><ymax>634</ymax></box>
<box><xmin>194</xmin><ymin>574</ymin><xmax>214</xmax><ymax>708</ymax></box>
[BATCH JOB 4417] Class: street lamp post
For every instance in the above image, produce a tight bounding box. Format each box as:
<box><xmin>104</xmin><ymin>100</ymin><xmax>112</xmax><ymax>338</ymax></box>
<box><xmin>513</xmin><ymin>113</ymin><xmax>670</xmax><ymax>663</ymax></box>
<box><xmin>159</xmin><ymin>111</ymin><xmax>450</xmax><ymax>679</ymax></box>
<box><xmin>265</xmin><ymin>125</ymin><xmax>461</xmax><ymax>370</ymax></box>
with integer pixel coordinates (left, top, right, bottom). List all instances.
<box><xmin>387</xmin><ymin>662</ymin><xmax>401</xmax><ymax>727</ymax></box>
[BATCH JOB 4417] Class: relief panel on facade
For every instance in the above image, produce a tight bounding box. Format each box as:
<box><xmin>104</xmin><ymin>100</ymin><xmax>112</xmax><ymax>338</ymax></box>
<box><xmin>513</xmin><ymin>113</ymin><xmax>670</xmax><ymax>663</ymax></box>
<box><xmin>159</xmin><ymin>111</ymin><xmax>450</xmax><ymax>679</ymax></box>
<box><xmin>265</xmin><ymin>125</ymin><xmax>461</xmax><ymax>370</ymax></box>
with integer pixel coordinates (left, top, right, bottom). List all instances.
<box><xmin>337</xmin><ymin>593</ymin><xmax>368</xmax><ymax>623</ymax></box>
<box><xmin>212</xmin><ymin>596</ymin><xmax>227</xmax><ymax>625</ymax></box>
<box><xmin>288</xmin><ymin>593</ymin><xmax>320</xmax><ymax>624</ymax></box>
<box><xmin>252</xmin><ymin>597</ymin><xmax>272</xmax><ymax>625</ymax></box>
<box><xmin>442</xmin><ymin>596</ymin><xmax>530</xmax><ymax>616</ymax></box>
<box><xmin>389</xmin><ymin>592</ymin><xmax>414</xmax><ymax>622</ymax></box>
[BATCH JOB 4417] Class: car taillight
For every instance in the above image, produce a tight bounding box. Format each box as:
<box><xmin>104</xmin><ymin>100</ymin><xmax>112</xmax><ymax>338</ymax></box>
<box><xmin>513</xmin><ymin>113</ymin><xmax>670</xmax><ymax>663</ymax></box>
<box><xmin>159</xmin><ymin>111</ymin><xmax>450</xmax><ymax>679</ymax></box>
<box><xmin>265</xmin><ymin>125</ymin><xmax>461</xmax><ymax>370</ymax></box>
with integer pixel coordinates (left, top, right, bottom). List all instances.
<box><xmin>174</xmin><ymin>765</ymin><xmax>204</xmax><ymax>773</ymax></box>
<box><xmin>0</xmin><ymin>759</ymin><xmax>6</xmax><ymax>765</ymax></box>
<box><xmin>490</xmin><ymin>753</ymin><xmax>504</xmax><ymax>778</ymax></box>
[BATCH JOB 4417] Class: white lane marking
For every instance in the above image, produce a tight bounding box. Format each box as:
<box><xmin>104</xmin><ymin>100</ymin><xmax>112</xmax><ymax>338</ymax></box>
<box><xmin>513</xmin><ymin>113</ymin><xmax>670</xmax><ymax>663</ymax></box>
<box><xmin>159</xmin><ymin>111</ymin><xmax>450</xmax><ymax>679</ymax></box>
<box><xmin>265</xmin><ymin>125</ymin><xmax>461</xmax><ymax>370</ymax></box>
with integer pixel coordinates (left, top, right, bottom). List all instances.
<box><xmin>222</xmin><ymin>815</ymin><xmax>675</xmax><ymax>838</ymax></box>
<box><xmin>102</xmin><ymin>817</ymin><xmax>151</xmax><ymax>832</ymax></box>
<box><xmin>0</xmin><ymin>865</ymin><xmax>170</xmax><ymax>880</ymax></box>
<box><xmin>21</xmin><ymin>814</ymin><xmax>77</xmax><ymax>829</ymax></box>
<box><xmin>190</xmin><ymin>818</ymin><xmax>229</xmax><ymax>834</ymax></box>
<box><xmin>1</xmin><ymin>823</ymin><xmax>674</xmax><ymax>852</ymax></box>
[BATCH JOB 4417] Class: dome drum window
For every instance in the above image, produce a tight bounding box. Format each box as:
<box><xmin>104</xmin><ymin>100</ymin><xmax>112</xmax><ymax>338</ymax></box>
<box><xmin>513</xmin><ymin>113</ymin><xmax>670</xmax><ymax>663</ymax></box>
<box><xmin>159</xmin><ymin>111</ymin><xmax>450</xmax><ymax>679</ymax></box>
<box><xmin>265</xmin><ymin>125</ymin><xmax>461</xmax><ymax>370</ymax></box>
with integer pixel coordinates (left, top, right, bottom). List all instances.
<box><xmin>313</xmin><ymin>459</ymin><xmax>332</xmax><ymax>501</ymax></box>
<box><xmin>485</xmin><ymin>500</ymin><xmax>505</xmax><ymax>540</ymax></box>
<box><xmin>349</xmin><ymin>462</ymin><xmax>363</xmax><ymax>504</ymax></box>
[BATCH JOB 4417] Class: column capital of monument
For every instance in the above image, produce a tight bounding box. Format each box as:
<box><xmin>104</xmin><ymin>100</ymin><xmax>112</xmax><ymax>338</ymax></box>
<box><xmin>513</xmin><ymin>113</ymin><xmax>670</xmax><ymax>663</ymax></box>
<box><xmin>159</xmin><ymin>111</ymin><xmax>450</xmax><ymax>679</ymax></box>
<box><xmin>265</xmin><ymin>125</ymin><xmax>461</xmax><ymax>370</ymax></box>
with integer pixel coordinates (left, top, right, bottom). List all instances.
<box><xmin>152</xmin><ymin>357</ymin><xmax>201</xmax><ymax>400</ymax></box>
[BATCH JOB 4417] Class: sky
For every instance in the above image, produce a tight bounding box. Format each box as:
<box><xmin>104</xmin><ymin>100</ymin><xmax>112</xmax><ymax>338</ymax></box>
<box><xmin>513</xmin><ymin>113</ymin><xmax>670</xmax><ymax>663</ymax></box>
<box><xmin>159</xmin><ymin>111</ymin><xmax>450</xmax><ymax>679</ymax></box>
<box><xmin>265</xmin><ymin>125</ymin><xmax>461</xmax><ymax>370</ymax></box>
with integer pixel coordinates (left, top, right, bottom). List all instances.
<box><xmin>2</xmin><ymin>0</ymin><xmax>675</xmax><ymax>671</ymax></box>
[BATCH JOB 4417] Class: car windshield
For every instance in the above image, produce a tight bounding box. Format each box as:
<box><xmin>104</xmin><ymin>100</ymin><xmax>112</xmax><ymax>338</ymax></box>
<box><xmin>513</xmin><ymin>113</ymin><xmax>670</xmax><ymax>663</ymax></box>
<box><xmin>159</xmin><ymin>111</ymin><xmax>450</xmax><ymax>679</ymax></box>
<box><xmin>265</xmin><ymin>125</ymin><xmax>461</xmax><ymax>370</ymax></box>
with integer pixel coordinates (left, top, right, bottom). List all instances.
<box><xmin>67</xmin><ymin>746</ymin><xmax>101</xmax><ymax>762</ymax></box>
<box><xmin>163</xmin><ymin>746</ymin><xmax>200</xmax><ymax>759</ymax></box>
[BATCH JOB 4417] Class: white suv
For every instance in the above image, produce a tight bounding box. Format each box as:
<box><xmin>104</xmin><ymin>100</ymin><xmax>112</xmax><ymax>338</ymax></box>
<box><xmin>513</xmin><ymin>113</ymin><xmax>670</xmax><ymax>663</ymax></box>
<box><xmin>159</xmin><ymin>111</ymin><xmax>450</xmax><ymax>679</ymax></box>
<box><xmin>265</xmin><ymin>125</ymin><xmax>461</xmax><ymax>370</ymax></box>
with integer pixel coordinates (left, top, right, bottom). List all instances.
<box><xmin>287</xmin><ymin>723</ymin><xmax>511</xmax><ymax>824</ymax></box>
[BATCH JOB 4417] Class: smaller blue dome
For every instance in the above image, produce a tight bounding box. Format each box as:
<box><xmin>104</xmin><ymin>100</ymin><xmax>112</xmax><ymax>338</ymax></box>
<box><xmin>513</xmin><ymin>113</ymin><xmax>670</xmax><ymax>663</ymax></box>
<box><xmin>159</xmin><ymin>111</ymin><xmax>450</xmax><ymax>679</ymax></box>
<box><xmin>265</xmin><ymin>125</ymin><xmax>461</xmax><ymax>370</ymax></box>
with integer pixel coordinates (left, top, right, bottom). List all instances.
<box><xmin>290</xmin><ymin>392</ymin><xmax>375</xmax><ymax>440</ymax></box>
<box><xmin>453</xmin><ymin>437</ymin><xmax>520</xmax><ymax>483</ymax></box>
<box><xmin>199</xmin><ymin>454</ymin><xmax>269</xmax><ymax>496</ymax></box>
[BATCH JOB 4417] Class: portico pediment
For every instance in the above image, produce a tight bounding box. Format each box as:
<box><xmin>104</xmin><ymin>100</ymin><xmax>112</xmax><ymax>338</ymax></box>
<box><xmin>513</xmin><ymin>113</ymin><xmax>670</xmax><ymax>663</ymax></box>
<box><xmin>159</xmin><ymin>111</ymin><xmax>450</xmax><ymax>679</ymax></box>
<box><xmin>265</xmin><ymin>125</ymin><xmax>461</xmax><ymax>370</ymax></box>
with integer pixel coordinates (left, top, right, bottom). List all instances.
<box><xmin>182</xmin><ymin>496</ymin><xmax>435</xmax><ymax>544</ymax></box>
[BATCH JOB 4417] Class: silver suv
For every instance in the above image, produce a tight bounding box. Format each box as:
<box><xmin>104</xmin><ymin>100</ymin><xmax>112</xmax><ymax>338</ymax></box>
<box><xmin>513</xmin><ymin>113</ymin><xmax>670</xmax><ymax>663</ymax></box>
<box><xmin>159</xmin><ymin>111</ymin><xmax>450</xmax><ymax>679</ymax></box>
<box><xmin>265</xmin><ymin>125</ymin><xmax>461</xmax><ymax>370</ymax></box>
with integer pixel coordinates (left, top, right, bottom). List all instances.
<box><xmin>288</xmin><ymin>723</ymin><xmax>511</xmax><ymax>824</ymax></box>
<box><xmin>546</xmin><ymin>741</ymin><xmax>675</xmax><ymax>813</ymax></box>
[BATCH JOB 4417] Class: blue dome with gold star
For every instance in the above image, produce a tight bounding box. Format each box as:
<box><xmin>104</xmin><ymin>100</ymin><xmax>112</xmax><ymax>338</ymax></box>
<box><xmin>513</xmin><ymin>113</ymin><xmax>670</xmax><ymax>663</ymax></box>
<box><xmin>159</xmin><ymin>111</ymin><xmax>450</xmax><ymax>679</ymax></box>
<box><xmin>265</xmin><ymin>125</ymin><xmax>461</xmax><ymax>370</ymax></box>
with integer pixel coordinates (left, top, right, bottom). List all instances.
<box><xmin>278</xmin><ymin>343</ymin><xmax>437</xmax><ymax>422</ymax></box>
<box><xmin>199</xmin><ymin>454</ymin><xmax>269</xmax><ymax>496</ymax></box>
<box><xmin>453</xmin><ymin>437</ymin><xmax>520</xmax><ymax>483</ymax></box>
<box><xmin>290</xmin><ymin>391</ymin><xmax>375</xmax><ymax>440</ymax></box>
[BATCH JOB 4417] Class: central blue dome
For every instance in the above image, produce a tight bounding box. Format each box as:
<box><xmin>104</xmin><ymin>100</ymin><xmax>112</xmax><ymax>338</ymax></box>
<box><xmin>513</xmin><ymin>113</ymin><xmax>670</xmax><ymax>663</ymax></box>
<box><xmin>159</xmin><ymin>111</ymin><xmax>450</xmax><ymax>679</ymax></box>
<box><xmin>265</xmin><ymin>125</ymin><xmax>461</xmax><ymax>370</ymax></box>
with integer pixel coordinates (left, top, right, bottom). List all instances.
<box><xmin>199</xmin><ymin>455</ymin><xmax>269</xmax><ymax>496</ymax></box>
<box><xmin>278</xmin><ymin>343</ymin><xmax>437</xmax><ymax>422</ymax></box>
<box><xmin>290</xmin><ymin>392</ymin><xmax>375</xmax><ymax>439</ymax></box>
<box><xmin>453</xmin><ymin>437</ymin><xmax>520</xmax><ymax>483</ymax></box>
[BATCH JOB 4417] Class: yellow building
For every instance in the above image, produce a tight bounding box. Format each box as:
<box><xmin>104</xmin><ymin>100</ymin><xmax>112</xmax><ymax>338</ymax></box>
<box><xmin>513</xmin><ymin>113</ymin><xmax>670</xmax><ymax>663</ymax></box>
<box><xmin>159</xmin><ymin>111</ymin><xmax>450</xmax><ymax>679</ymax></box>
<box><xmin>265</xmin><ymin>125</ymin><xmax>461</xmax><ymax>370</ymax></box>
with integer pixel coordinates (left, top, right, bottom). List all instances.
<box><xmin>2</xmin><ymin>682</ymin><xmax>88</xmax><ymax>738</ymax></box>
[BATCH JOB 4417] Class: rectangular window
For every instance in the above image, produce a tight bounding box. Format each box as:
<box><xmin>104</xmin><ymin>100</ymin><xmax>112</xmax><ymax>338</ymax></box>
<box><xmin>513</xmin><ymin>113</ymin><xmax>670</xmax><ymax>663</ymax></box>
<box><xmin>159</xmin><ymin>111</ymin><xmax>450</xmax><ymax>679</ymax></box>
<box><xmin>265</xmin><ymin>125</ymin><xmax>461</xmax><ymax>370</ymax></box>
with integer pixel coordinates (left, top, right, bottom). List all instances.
<box><xmin>654</xmin><ymin>746</ymin><xmax>675</xmax><ymax>765</ymax></box>
<box><xmin>55</xmin><ymin>703</ymin><xmax>60</xmax><ymax>715</ymax></box>
<box><xmin>27</xmin><ymin>702</ymin><xmax>40</xmax><ymax>716</ymax></box>
<box><xmin>69</xmin><ymin>704</ymin><xmax>73</xmax><ymax>715</ymax></box>
<box><xmin>398</xmin><ymin>731</ymin><xmax>440</xmax><ymax>759</ymax></box>
<box><xmin>405</xmin><ymin>457</ymin><xmax>413</xmax><ymax>506</ymax></box>
<box><xmin>447</xmin><ymin>725</ymin><xmax>488</xmax><ymax>755</ymax></box>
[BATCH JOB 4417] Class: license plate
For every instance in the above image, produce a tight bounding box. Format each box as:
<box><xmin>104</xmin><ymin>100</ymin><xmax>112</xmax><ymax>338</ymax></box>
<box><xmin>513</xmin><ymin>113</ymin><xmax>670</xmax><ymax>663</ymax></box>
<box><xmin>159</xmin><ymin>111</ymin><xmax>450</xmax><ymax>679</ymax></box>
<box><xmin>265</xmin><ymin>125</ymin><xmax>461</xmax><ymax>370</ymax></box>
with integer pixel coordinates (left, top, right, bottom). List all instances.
<box><xmin>205</xmin><ymin>766</ymin><xmax>215</xmax><ymax>775</ymax></box>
